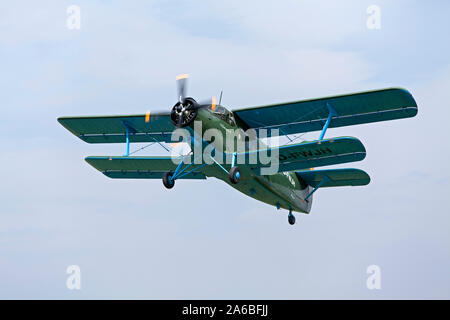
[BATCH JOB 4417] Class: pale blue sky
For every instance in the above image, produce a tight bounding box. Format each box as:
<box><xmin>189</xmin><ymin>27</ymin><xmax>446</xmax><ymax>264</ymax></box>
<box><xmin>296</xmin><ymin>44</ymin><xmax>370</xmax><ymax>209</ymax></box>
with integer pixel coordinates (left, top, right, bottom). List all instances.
<box><xmin>0</xmin><ymin>1</ymin><xmax>449</xmax><ymax>299</ymax></box>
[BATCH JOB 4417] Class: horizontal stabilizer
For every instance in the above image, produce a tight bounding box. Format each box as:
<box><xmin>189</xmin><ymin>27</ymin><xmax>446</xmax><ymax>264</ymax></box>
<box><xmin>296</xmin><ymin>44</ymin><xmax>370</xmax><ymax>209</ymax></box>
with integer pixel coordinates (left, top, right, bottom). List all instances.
<box><xmin>295</xmin><ymin>168</ymin><xmax>370</xmax><ymax>188</ymax></box>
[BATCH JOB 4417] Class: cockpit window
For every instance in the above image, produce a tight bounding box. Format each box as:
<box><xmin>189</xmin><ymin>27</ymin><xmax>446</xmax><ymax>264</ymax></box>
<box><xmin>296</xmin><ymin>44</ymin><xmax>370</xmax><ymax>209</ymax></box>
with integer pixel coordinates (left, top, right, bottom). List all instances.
<box><xmin>209</xmin><ymin>105</ymin><xmax>236</xmax><ymax>126</ymax></box>
<box><xmin>210</xmin><ymin>105</ymin><xmax>226</xmax><ymax>114</ymax></box>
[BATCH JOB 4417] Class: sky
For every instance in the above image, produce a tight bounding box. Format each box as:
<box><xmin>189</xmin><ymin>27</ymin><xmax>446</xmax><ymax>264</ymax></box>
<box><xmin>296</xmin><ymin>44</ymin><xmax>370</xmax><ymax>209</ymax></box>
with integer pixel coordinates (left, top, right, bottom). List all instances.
<box><xmin>0</xmin><ymin>0</ymin><xmax>449</xmax><ymax>299</ymax></box>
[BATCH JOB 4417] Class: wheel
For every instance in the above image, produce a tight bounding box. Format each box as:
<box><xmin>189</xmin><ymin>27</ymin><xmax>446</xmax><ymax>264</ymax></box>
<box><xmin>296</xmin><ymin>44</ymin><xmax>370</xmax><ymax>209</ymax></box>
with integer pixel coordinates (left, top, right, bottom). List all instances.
<box><xmin>288</xmin><ymin>212</ymin><xmax>296</xmax><ymax>225</ymax></box>
<box><xmin>229</xmin><ymin>166</ymin><xmax>241</xmax><ymax>184</ymax></box>
<box><xmin>162</xmin><ymin>172</ymin><xmax>175</xmax><ymax>189</ymax></box>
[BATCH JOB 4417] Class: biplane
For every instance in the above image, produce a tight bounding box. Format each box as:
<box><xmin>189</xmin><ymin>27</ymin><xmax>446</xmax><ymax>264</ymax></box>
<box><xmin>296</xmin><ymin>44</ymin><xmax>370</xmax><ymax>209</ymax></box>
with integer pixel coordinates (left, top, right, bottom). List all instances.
<box><xmin>58</xmin><ymin>75</ymin><xmax>418</xmax><ymax>225</ymax></box>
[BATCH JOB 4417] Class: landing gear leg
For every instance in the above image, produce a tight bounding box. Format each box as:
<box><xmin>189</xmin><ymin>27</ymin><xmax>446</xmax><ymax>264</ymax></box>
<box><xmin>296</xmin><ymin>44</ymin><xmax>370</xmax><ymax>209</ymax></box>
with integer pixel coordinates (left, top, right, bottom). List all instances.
<box><xmin>288</xmin><ymin>210</ymin><xmax>296</xmax><ymax>225</ymax></box>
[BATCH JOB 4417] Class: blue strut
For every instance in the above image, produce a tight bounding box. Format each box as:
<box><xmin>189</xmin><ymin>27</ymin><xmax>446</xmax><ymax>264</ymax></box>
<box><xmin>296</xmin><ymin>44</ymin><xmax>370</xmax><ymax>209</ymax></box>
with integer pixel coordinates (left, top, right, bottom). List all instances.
<box><xmin>121</xmin><ymin>120</ymin><xmax>136</xmax><ymax>157</ymax></box>
<box><xmin>124</xmin><ymin>127</ymin><xmax>130</xmax><ymax>156</ymax></box>
<box><xmin>319</xmin><ymin>102</ymin><xmax>338</xmax><ymax>140</ymax></box>
<box><xmin>304</xmin><ymin>176</ymin><xmax>330</xmax><ymax>202</ymax></box>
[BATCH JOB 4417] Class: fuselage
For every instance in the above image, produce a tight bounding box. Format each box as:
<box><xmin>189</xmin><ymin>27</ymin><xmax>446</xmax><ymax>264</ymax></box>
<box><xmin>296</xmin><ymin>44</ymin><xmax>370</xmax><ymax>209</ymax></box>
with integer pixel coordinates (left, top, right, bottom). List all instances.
<box><xmin>186</xmin><ymin>106</ymin><xmax>313</xmax><ymax>214</ymax></box>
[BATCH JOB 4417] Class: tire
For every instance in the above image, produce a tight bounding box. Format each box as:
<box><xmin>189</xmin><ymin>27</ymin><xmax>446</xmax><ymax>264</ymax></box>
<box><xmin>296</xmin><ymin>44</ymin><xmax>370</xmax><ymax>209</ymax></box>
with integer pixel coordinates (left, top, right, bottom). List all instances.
<box><xmin>288</xmin><ymin>213</ymin><xmax>296</xmax><ymax>225</ymax></box>
<box><xmin>229</xmin><ymin>166</ymin><xmax>241</xmax><ymax>184</ymax></box>
<box><xmin>163</xmin><ymin>172</ymin><xmax>175</xmax><ymax>189</ymax></box>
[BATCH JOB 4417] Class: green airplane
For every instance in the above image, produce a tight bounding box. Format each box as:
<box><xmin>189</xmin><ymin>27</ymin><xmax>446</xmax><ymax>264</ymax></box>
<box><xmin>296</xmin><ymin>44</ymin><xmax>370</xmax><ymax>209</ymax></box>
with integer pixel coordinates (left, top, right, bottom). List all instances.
<box><xmin>58</xmin><ymin>75</ymin><xmax>418</xmax><ymax>225</ymax></box>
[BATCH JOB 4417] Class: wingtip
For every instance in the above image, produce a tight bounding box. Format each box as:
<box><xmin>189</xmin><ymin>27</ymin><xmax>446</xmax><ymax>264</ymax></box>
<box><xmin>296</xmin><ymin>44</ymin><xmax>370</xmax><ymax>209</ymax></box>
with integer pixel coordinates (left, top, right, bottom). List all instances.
<box><xmin>356</xmin><ymin>168</ymin><xmax>371</xmax><ymax>185</ymax></box>
<box><xmin>392</xmin><ymin>87</ymin><xmax>419</xmax><ymax>115</ymax></box>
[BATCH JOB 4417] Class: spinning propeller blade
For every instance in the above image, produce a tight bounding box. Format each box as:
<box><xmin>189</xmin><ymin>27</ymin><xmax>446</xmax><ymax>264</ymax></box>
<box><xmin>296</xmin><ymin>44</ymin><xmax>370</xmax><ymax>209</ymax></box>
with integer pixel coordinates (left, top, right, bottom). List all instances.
<box><xmin>176</xmin><ymin>74</ymin><xmax>188</xmax><ymax>103</ymax></box>
<box><xmin>169</xmin><ymin>75</ymin><xmax>218</xmax><ymax>128</ymax></box>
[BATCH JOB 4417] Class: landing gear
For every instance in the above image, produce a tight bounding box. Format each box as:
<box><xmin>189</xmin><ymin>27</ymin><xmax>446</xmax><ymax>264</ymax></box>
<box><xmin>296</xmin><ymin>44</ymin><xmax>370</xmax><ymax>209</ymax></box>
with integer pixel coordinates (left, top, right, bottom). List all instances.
<box><xmin>229</xmin><ymin>166</ymin><xmax>241</xmax><ymax>184</ymax></box>
<box><xmin>162</xmin><ymin>172</ymin><xmax>175</xmax><ymax>189</ymax></box>
<box><xmin>288</xmin><ymin>211</ymin><xmax>296</xmax><ymax>225</ymax></box>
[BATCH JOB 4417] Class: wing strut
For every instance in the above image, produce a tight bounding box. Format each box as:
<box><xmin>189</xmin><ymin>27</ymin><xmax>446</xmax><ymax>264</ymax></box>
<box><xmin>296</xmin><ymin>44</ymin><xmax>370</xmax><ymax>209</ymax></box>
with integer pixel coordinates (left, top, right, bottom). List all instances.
<box><xmin>121</xmin><ymin>120</ymin><xmax>137</xmax><ymax>156</ymax></box>
<box><xmin>304</xmin><ymin>175</ymin><xmax>330</xmax><ymax>202</ymax></box>
<box><xmin>169</xmin><ymin>152</ymin><xmax>209</xmax><ymax>181</ymax></box>
<box><xmin>318</xmin><ymin>102</ymin><xmax>338</xmax><ymax>140</ymax></box>
<box><xmin>205</xmin><ymin>149</ymin><xmax>240</xmax><ymax>184</ymax></box>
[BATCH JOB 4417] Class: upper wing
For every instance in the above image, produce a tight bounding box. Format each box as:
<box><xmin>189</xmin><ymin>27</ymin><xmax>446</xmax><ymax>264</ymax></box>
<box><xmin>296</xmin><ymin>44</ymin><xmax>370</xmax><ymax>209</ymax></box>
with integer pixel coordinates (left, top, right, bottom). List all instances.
<box><xmin>58</xmin><ymin>112</ymin><xmax>175</xmax><ymax>143</ymax></box>
<box><xmin>85</xmin><ymin>156</ymin><xmax>213</xmax><ymax>179</ymax></box>
<box><xmin>239</xmin><ymin>136</ymin><xmax>366</xmax><ymax>174</ymax></box>
<box><xmin>232</xmin><ymin>88</ymin><xmax>417</xmax><ymax>136</ymax></box>
<box><xmin>295</xmin><ymin>168</ymin><xmax>370</xmax><ymax>187</ymax></box>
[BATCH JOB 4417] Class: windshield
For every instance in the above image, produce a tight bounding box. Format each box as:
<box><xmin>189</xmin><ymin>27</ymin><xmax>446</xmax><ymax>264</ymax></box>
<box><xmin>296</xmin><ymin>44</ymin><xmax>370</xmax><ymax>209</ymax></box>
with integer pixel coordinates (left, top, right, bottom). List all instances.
<box><xmin>209</xmin><ymin>105</ymin><xmax>235</xmax><ymax>126</ymax></box>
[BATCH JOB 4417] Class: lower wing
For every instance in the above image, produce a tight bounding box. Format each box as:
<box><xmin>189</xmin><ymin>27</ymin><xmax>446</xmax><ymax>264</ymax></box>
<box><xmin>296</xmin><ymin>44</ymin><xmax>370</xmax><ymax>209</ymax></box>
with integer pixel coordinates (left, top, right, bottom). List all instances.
<box><xmin>239</xmin><ymin>136</ymin><xmax>366</xmax><ymax>174</ymax></box>
<box><xmin>85</xmin><ymin>156</ymin><xmax>211</xmax><ymax>179</ymax></box>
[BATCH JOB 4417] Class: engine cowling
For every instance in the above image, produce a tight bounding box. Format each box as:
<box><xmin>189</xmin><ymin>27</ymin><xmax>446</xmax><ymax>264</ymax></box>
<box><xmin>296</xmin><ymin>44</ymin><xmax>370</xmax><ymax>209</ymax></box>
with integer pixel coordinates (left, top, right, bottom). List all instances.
<box><xmin>170</xmin><ymin>97</ymin><xmax>198</xmax><ymax>128</ymax></box>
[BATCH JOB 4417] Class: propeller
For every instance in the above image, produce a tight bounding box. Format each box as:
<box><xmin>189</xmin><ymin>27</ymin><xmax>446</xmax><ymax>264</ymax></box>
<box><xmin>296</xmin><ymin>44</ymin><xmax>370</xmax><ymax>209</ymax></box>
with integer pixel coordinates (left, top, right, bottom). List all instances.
<box><xmin>176</xmin><ymin>74</ymin><xmax>188</xmax><ymax>104</ymax></box>
<box><xmin>170</xmin><ymin>74</ymin><xmax>216</xmax><ymax>128</ymax></box>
